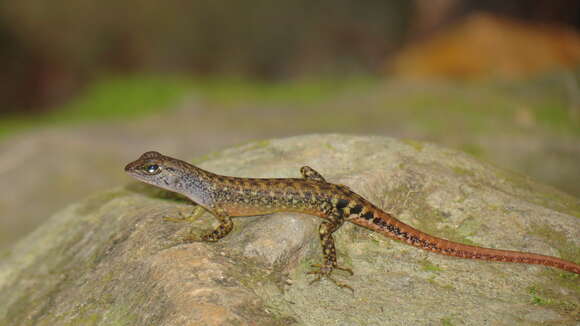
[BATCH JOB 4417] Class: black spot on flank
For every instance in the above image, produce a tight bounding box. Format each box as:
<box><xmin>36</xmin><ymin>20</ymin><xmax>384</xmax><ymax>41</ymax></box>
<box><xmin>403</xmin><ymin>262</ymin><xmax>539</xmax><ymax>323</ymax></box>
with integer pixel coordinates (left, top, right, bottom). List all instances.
<box><xmin>385</xmin><ymin>224</ymin><xmax>401</xmax><ymax>235</ymax></box>
<box><xmin>362</xmin><ymin>212</ymin><xmax>374</xmax><ymax>220</ymax></box>
<box><xmin>350</xmin><ymin>205</ymin><xmax>363</xmax><ymax>215</ymax></box>
<box><xmin>336</xmin><ymin>199</ymin><xmax>349</xmax><ymax>210</ymax></box>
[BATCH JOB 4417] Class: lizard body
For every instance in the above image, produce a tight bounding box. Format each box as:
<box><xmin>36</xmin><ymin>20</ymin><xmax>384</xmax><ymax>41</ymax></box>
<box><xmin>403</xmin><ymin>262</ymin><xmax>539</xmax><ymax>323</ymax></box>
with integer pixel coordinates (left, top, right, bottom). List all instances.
<box><xmin>125</xmin><ymin>151</ymin><xmax>580</xmax><ymax>288</ymax></box>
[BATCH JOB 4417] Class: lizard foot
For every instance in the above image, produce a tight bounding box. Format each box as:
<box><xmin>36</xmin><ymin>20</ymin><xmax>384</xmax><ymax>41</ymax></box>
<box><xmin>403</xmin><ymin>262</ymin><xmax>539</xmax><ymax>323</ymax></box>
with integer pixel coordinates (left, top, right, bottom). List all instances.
<box><xmin>162</xmin><ymin>205</ymin><xmax>206</xmax><ymax>223</ymax></box>
<box><xmin>307</xmin><ymin>264</ymin><xmax>354</xmax><ymax>293</ymax></box>
<box><xmin>173</xmin><ymin>227</ymin><xmax>220</xmax><ymax>243</ymax></box>
<box><xmin>179</xmin><ymin>232</ymin><xmax>204</xmax><ymax>243</ymax></box>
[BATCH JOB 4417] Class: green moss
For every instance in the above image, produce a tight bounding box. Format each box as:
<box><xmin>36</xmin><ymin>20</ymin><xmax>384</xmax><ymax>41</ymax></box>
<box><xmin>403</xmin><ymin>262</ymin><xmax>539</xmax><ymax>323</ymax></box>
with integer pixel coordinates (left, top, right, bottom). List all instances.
<box><xmin>192</xmin><ymin>76</ymin><xmax>377</xmax><ymax>105</ymax></box>
<box><xmin>441</xmin><ymin>317</ymin><xmax>455</xmax><ymax>326</ymax></box>
<box><xmin>402</xmin><ymin>139</ymin><xmax>424</xmax><ymax>152</ymax></box>
<box><xmin>529</xmin><ymin>225</ymin><xmax>580</xmax><ymax>265</ymax></box>
<box><xmin>441</xmin><ymin>283</ymin><xmax>455</xmax><ymax>291</ymax></box>
<box><xmin>526</xmin><ymin>284</ymin><xmax>577</xmax><ymax>312</ymax></box>
<box><xmin>451</xmin><ymin>166</ymin><xmax>475</xmax><ymax>177</ymax></box>
<box><xmin>369</xmin><ymin>160</ymin><xmax>488</xmax><ymax>250</ymax></box>
<box><xmin>438</xmin><ymin>226</ymin><xmax>480</xmax><ymax>247</ymax></box>
<box><xmin>556</xmin><ymin>271</ymin><xmax>579</xmax><ymax>282</ymax></box>
<box><xmin>375</xmin><ymin>78</ymin><xmax>580</xmax><ymax>178</ymax></box>
<box><xmin>459</xmin><ymin>144</ymin><xmax>485</xmax><ymax>158</ymax></box>
<box><xmin>102</xmin><ymin>303</ymin><xmax>140</xmax><ymax>326</ymax></box>
<box><xmin>0</xmin><ymin>75</ymin><xmax>194</xmax><ymax>140</ymax></box>
<box><xmin>57</xmin><ymin>76</ymin><xmax>193</xmax><ymax>121</ymax></box>
<box><xmin>528</xmin><ymin>285</ymin><xmax>553</xmax><ymax>305</ymax></box>
<box><xmin>0</xmin><ymin>248</ymin><xmax>10</xmax><ymax>260</ymax></box>
<box><xmin>241</xmin><ymin>139</ymin><xmax>272</xmax><ymax>151</ymax></box>
<box><xmin>494</xmin><ymin>167</ymin><xmax>580</xmax><ymax>218</ymax></box>
<box><xmin>64</xmin><ymin>312</ymin><xmax>102</xmax><ymax>326</ymax></box>
<box><xmin>323</xmin><ymin>142</ymin><xmax>337</xmax><ymax>151</ymax></box>
<box><xmin>534</xmin><ymin>100</ymin><xmax>579</xmax><ymax>134</ymax></box>
<box><xmin>420</xmin><ymin>259</ymin><xmax>444</xmax><ymax>272</ymax></box>
<box><xmin>0</xmin><ymin>76</ymin><xmax>377</xmax><ymax>141</ymax></box>
<box><xmin>456</xmin><ymin>217</ymin><xmax>481</xmax><ymax>237</ymax></box>
<box><xmin>526</xmin><ymin>283</ymin><xmax>578</xmax><ymax>314</ymax></box>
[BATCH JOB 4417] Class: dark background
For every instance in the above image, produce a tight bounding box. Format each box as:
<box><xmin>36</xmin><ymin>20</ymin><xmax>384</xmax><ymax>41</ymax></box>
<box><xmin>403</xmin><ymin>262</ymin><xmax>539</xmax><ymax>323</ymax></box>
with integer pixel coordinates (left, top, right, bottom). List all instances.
<box><xmin>1</xmin><ymin>0</ymin><xmax>579</xmax><ymax>115</ymax></box>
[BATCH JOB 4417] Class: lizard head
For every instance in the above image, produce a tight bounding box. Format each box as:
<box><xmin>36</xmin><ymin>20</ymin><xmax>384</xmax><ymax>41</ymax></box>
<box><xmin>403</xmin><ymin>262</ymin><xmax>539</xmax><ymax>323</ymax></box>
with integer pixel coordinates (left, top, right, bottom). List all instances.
<box><xmin>124</xmin><ymin>151</ymin><xmax>190</xmax><ymax>193</ymax></box>
<box><xmin>125</xmin><ymin>151</ymin><xmax>214</xmax><ymax>206</ymax></box>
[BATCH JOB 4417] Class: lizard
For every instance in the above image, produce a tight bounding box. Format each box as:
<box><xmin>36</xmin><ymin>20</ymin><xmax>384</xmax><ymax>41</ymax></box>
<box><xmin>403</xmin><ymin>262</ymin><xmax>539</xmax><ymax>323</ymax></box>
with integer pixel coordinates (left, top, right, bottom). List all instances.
<box><xmin>125</xmin><ymin>151</ymin><xmax>580</xmax><ymax>290</ymax></box>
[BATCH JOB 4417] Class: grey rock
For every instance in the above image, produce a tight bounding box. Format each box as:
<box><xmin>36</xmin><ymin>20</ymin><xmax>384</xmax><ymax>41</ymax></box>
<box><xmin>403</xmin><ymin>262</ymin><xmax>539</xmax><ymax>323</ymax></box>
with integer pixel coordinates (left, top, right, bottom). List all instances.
<box><xmin>0</xmin><ymin>134</ymin><xmax>578</xmax><ymax>326</ymax></box>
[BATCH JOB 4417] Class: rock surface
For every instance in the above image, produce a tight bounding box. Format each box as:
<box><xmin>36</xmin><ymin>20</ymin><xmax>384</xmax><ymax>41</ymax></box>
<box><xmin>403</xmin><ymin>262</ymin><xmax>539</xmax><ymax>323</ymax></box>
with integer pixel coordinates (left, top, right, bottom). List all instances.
<box><xmin>0</xmin><ymin>134</ymin><xmax>578</xmax><ymax>326</ymax></box>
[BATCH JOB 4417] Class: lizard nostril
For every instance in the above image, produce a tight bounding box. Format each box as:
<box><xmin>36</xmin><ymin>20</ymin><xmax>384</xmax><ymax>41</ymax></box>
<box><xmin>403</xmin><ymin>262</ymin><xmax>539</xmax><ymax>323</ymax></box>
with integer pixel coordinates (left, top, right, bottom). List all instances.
<box><xmin>124</xmin><ymin>162</ymin><xmax>134</xmax><ymax>172</ymax></box>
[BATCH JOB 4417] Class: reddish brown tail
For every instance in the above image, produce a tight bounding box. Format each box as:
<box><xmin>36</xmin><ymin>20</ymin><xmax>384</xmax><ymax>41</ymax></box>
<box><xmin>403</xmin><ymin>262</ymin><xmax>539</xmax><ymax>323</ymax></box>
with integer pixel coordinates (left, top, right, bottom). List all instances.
<box><xmin>352</xmin><ymin>209</ymin><xmax>580</xmax><ymax>274</ymax></box>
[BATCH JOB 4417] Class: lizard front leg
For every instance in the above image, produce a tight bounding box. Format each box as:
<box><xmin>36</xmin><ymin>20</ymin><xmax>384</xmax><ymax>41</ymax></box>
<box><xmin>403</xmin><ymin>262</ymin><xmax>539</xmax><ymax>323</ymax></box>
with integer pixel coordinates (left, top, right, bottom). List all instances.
<box><xmin>163</xmin><ymin>205</ymin><xmax>206</xmax><ymax>223</ymax></box>
<box><xmin>200</xmin><ymin>208</ymin><xmax>234</xmax><ymax>242</ymax></box>
<box><xmin>171</xmin><ymin>206</ymin><xmax>232</xmax><ymax>243</ymax></box>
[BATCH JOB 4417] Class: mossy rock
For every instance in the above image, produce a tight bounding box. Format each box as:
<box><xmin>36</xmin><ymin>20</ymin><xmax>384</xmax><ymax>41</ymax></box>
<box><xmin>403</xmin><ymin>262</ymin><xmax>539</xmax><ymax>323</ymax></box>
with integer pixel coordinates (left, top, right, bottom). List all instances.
<box><xmin>0</xmin><ymin>135</ymin><xmax>577</xmax><ymax>326</ymax></box>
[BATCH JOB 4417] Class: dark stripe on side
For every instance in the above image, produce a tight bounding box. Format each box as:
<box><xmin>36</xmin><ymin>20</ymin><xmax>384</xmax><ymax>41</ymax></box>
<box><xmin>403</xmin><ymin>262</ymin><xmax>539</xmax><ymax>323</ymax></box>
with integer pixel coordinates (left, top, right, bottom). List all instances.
<box><xmin>350</xmin><ymin>205</ymin><xmax>363</xmax><ymax>215</ymax></box>
<box><xmin>362</xmin><ymin>212</ymin><xmax>374</xmax><ymax>220</ymax></box>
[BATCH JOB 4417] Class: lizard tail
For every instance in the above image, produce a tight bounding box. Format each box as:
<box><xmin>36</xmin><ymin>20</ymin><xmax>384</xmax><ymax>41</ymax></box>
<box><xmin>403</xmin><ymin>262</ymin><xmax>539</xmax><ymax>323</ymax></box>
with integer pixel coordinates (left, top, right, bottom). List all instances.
<box><xmin>351</xmin><ymin>208</ymin><xmax>580</xmax><ymax>274</ymax></box>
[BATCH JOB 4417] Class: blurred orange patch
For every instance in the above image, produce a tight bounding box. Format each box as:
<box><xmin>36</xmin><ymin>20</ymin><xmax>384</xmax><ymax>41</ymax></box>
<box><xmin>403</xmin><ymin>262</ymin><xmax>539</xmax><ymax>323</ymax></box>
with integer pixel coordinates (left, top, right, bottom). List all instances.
<box><xmin>390</xmin><ymin>13</ymin><xmax>580</xmax><ymax>79</ymax></box>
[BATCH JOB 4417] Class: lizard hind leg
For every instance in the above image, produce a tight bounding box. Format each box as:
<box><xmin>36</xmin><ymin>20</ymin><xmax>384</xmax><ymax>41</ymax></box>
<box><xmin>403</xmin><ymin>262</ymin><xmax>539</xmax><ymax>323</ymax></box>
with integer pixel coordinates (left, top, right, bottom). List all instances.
<box><xmin>307</xmin><ymin>219</ymin><xmax>354</xmax><ymax>292</ymax></box>
<box><xmin>300</xmin><ymin>166</ymin><xmax>327</xmax><ymax>182</ymax></box>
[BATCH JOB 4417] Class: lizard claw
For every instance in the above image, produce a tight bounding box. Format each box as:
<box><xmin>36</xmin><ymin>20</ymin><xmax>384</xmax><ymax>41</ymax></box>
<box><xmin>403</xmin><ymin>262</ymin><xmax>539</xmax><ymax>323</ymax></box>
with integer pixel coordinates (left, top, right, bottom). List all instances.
<box><xmin>307</xmin><ymin>264</ymin><xmax>354</xmax><ymax>293</ymax></box>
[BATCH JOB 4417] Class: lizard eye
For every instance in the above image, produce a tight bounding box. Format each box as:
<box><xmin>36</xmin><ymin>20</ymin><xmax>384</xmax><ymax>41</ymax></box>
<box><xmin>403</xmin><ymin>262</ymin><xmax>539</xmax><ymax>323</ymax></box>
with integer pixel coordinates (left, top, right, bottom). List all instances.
<box><xmin>144</xmin><ymin>164</ymin><xmax>161</xmax><ymax>174</ymax></box>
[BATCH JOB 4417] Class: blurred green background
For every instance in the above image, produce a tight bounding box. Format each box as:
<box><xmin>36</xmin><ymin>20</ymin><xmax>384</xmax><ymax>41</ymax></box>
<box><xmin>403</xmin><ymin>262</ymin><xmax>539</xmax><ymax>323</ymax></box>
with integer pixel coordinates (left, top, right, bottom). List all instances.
<box><xmin>0</xmin><ymin>0</ymin><xmax>579</xmax><ymax>249</ymax></box>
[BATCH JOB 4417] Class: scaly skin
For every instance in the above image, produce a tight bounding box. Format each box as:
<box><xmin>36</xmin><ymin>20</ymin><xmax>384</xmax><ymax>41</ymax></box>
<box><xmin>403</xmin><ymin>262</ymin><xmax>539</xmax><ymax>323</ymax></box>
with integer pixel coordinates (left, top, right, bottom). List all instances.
<box><xmin>125</xmin><ymin>151</ymin><xmax>580</xmax><ymax>289</ymax></box>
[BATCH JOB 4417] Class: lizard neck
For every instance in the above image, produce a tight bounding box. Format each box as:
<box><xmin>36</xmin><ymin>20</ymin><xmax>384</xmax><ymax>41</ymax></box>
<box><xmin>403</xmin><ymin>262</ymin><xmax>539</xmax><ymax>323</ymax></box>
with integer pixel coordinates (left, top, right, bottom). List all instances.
<box><xmin>169</xmin><ymin>163</ymin><xmax>218</xmax><ymax>207</ymax></box>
